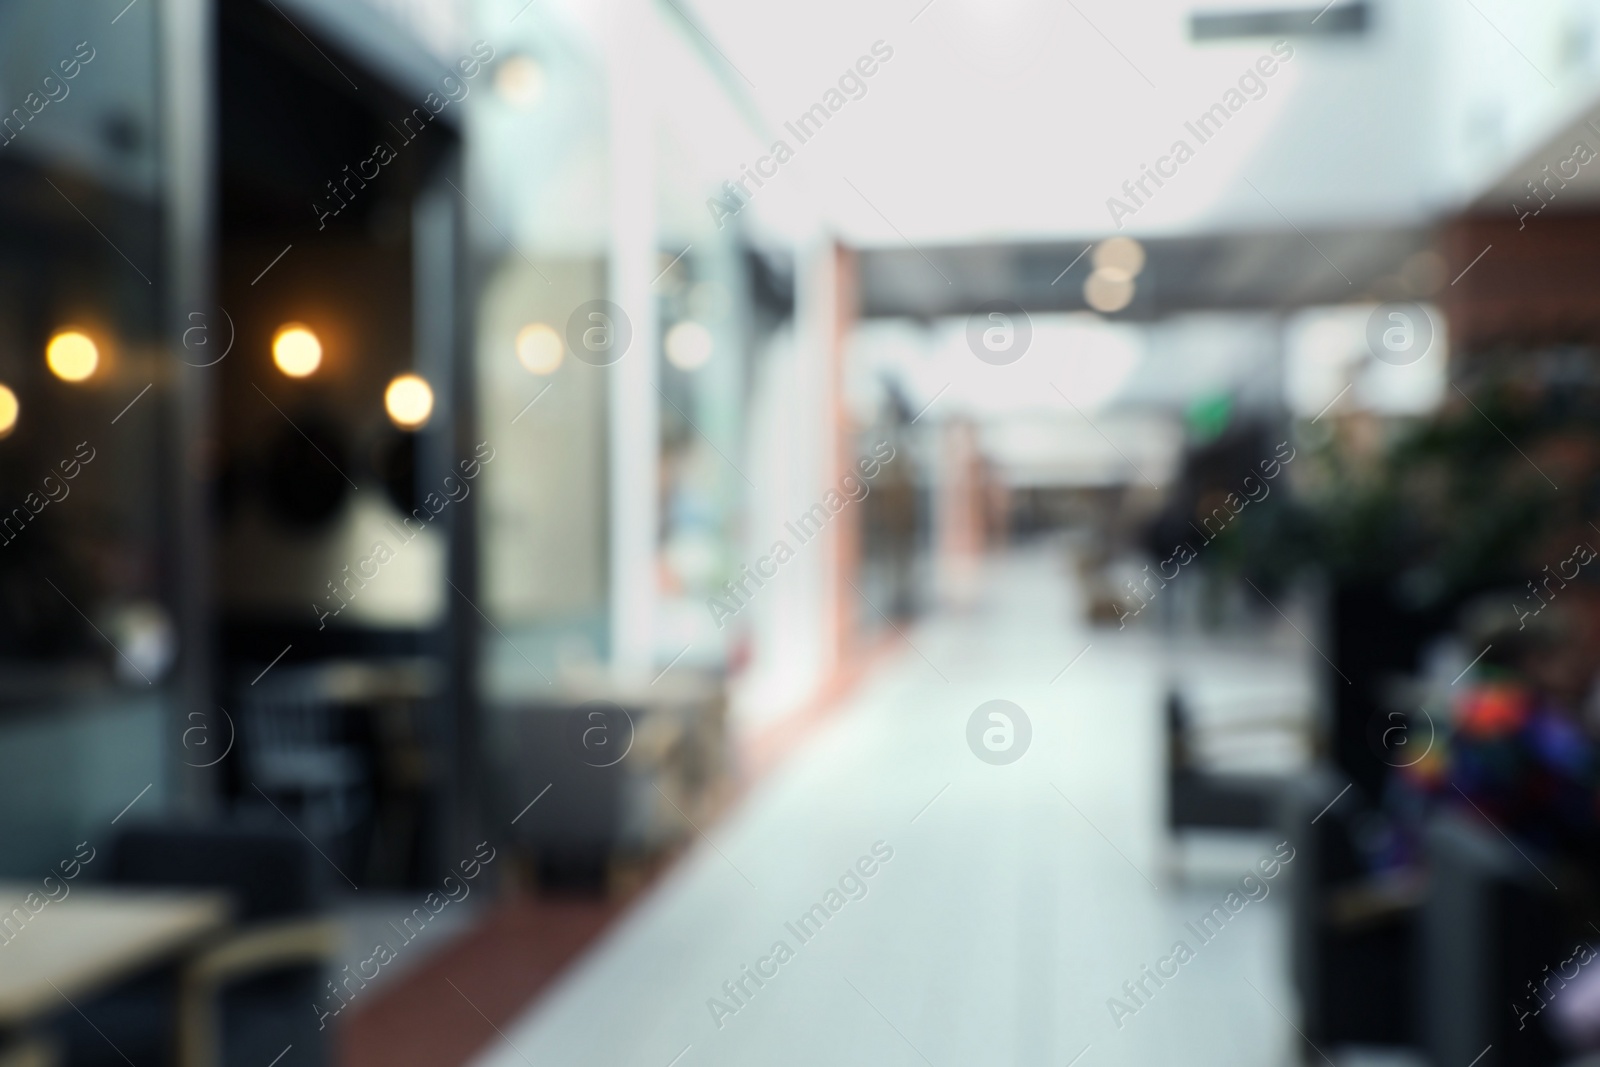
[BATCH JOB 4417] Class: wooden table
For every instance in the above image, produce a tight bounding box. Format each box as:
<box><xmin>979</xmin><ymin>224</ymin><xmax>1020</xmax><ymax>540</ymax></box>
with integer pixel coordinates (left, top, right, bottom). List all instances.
<box><xmin>0</xmin><ymin>883</ymin><xmax>229</xmax><ymax>1030</ymax></box>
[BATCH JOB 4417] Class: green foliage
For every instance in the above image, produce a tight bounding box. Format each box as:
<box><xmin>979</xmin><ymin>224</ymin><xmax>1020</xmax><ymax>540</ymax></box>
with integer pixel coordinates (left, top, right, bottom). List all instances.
<box><xmin>1213</xmin><ymin>377</ymin><xmax>1585</xmax><ymax>606</ymax></box>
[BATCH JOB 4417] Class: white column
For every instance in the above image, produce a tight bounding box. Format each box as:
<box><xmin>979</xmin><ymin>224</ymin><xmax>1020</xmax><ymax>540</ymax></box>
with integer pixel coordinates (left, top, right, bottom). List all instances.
<box><xmin>728</xmin><ymin>235</ymin><xmax>843</xmax><ymax>726</ymax></box>
<box><xmin>606</xmin><ymin>0</ymin><xmax>659</xmax><ymax>677</ymax></box>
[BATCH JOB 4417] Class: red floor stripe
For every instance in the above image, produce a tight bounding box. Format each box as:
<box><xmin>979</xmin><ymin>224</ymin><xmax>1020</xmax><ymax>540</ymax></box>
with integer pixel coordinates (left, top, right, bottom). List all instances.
<box><xmin>337</xmin><ymin>895</ymin><xmax>629</xmax><ymax>1067</ymax></box>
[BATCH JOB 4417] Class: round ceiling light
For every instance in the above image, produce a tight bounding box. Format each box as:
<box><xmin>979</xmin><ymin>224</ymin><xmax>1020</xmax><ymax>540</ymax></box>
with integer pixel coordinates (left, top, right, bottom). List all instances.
<box><xmin>384</xmin><ymin>373</ymin><xmax>434</xmax><ymax>430</ymax></box>
<box><xmin>0</xmin><ymin>384</ymin><xmax>18</xmax><ymax>437</ymax></box>
<box><xmin>1084</xmin><ymin>268</ymin><xmax>1135</xmax><ymax>314</ymax></box>
<box><xmin>1093</xmin><ymin>236</ymin><xmax>1146</xmax><ymax>277</ymax></box>
<box><xmin>515</xmin><ymin>322</ymin><xmax>564</xmax><ymax>375</ymax></box>
<box><xmin>46</xmin><ymin>330</ymin><xmax>99</xmax><ymax>382</ymax></box>
<box><xmin>664</xmin><ymin>321</ymin><xmax>713</xmax><ymax>371</ymax></box>
<box><xmin>272</xmin><ymin>324</ymin><xmax>322</xmax><ymax>378</ymax></box>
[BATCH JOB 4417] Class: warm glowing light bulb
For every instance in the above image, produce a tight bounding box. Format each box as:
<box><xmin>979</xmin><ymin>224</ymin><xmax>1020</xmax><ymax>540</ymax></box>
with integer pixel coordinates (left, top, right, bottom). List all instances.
<box><xmin>272</xmin><ymin>324</ymin><xmax>322</xmax><ymax>378</ymax></box>
<box><xmin>515</xmin><ymin>322</ymin><xmax>563</xmax><ymax>375</ymax></box>
<box><xmin>664</xmin><ymin>321</ymin><xmax>713</xmax><ymax>370</ymax></box>
<box><xmin>385</xmin><ymin>374</ymin><xmax>433</xmax><ymax>429</ymax></box>
<box><xmin>0</xmin><ymin>384</ymin><xmax>17</xmax><ymax>437</ymax></box>
<box><xmin>1084</xmin><ymin>268</ymin><xmax>1135</xmax><ymax>314</ymax></box>
<box><xmin>47</xmin><ymin>331</ymin><xmax>99</xmax><ymax>382</ymax></box>
<box><xmin>1093</xmin><ymin>236</ymin><xmax>1146</xmax><ymax>277</ymax></box>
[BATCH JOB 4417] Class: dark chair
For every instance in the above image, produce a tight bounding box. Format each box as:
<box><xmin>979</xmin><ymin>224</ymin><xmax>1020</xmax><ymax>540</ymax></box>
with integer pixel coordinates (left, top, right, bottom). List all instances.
<box><xmin>1166</xmin><ymin>689</ymin><xmax>1282</xmax><ymax>830</ymax></box>
<box><xmin>501</xmin><ymin>703</ymin><xmax>630</xmax><ymax>892</ymax></box>
<box><xmin>237</xmin><ymin>668</ymin><xmax>369</xmax><ymax>880</ymax></box>
<box><xmin>56</xmin><ymin>823</ymin><xmax>335</xmax><ymax>1067</ymax></box>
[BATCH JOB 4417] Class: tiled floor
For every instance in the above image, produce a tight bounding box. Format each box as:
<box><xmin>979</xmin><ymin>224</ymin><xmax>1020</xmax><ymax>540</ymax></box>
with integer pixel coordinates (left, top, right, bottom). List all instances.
<box><xmin>458</xmin><ymin>544</ymin><xmax>1309</xmax><ymax>1067</ymax></box>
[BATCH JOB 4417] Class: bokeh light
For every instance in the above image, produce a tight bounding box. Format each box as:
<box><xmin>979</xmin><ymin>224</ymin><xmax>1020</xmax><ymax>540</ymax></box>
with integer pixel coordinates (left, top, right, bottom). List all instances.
<box><xmin>496</xmin><ymin>55</ymin><xmax>546</xmax><ymax>109</ymax></box>
<box><xmin>515</xmin><ymin>322</ymin><xmax>564</xmax><ymax>375</ymax></box>
<box><xmin>1084</xmin><ymin>269</ymin><xmax>1135</xmax><ymax>314</ymax></box>
<box><xmin>1092</xmin><ymin>236</ymin><xmax>1146</xmax><ymax>277</ymax></box>
<box><xmin>664</xmin><ymin>321</ymin><xmax>713</xmax><ymax>371</ymax></box>
<box><xmin>385</xmin><ymin>373</ymin><xmax>434</xmax><ymax>429</ymax></box>
<box><xmin>46</xmin><ymin>330</ymin><xmax>99</xmax><ymax>382</ymax></box>
<box><xmin>0</xmin><ymin>384</ymin><xmax>18</xmax><ymax>437</ymax></box>
<box><xmin>272</xmin><ymin>324</ymin><xmax>322</xmax><ymax>378</ymax></box>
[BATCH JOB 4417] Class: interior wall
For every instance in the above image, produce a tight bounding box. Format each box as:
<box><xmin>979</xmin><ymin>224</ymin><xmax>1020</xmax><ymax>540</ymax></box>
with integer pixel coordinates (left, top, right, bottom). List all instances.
<box><xmin>1438</xmin><ymin>211</ymin><xmax>1600</xmax><ymax>347</ymax></box>
<box><xmin>0</xmin><ymin>696</ymin><xmax>168</xmax><ymax>877</ymax></box>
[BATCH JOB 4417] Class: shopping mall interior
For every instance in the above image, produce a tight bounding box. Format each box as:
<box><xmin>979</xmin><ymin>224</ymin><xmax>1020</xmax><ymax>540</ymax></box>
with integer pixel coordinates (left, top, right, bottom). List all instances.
<box><xmin>3</xmin><ymin>0</ymin><xmax>1600</xmax><ymax>1065</ymax></box>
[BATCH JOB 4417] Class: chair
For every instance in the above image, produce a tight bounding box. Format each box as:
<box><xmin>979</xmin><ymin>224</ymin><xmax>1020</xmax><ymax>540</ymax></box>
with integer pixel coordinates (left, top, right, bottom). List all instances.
<box><xmin>238</xmin><ymin>671</ymin><xmax>369</xmax><ymax>844</ymax></box>
<box><xmin>240</xmin><ymin>659</ymin><xmax>439</xmax><ymax>887</ymax></box>
<box><xmin>93</xmin><ymin>824</ymin><xmax>337</xmax><ymax>1067</ymax></box>
<box><xmin>1166</xmin><ymin>689</ymin><xmax>1285</xmax><ymax>830</ymax></box>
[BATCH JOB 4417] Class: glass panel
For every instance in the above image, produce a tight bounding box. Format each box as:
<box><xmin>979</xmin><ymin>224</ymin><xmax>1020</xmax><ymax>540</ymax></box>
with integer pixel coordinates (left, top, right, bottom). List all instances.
<box><xmin>0</xmin><ymin>0</ymin><xmax>171</xmax><ymax>693</ymax></box>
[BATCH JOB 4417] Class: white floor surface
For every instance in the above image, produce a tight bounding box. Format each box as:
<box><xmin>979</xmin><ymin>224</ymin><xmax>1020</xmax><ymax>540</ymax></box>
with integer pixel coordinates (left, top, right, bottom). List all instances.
<box><xmin>471</xmin><ymin>544</ymin><xmax>1312</xmax><ymax>1067</ymax></box>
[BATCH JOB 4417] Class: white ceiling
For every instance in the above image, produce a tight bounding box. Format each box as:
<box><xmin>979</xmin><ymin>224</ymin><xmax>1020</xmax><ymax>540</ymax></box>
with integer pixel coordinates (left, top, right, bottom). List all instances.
<box><xmin>675</xmin><ymin>0</ymin><xmax>1600</xmax><ymax>247</ymax></box>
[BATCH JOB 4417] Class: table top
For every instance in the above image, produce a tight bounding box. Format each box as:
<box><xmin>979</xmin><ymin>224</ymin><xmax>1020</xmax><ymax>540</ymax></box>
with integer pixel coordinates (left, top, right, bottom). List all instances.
<box><xmin>0</xmin><ymin>882</ymin><xmax>229</xmax><ymax>1028</ymax></box>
